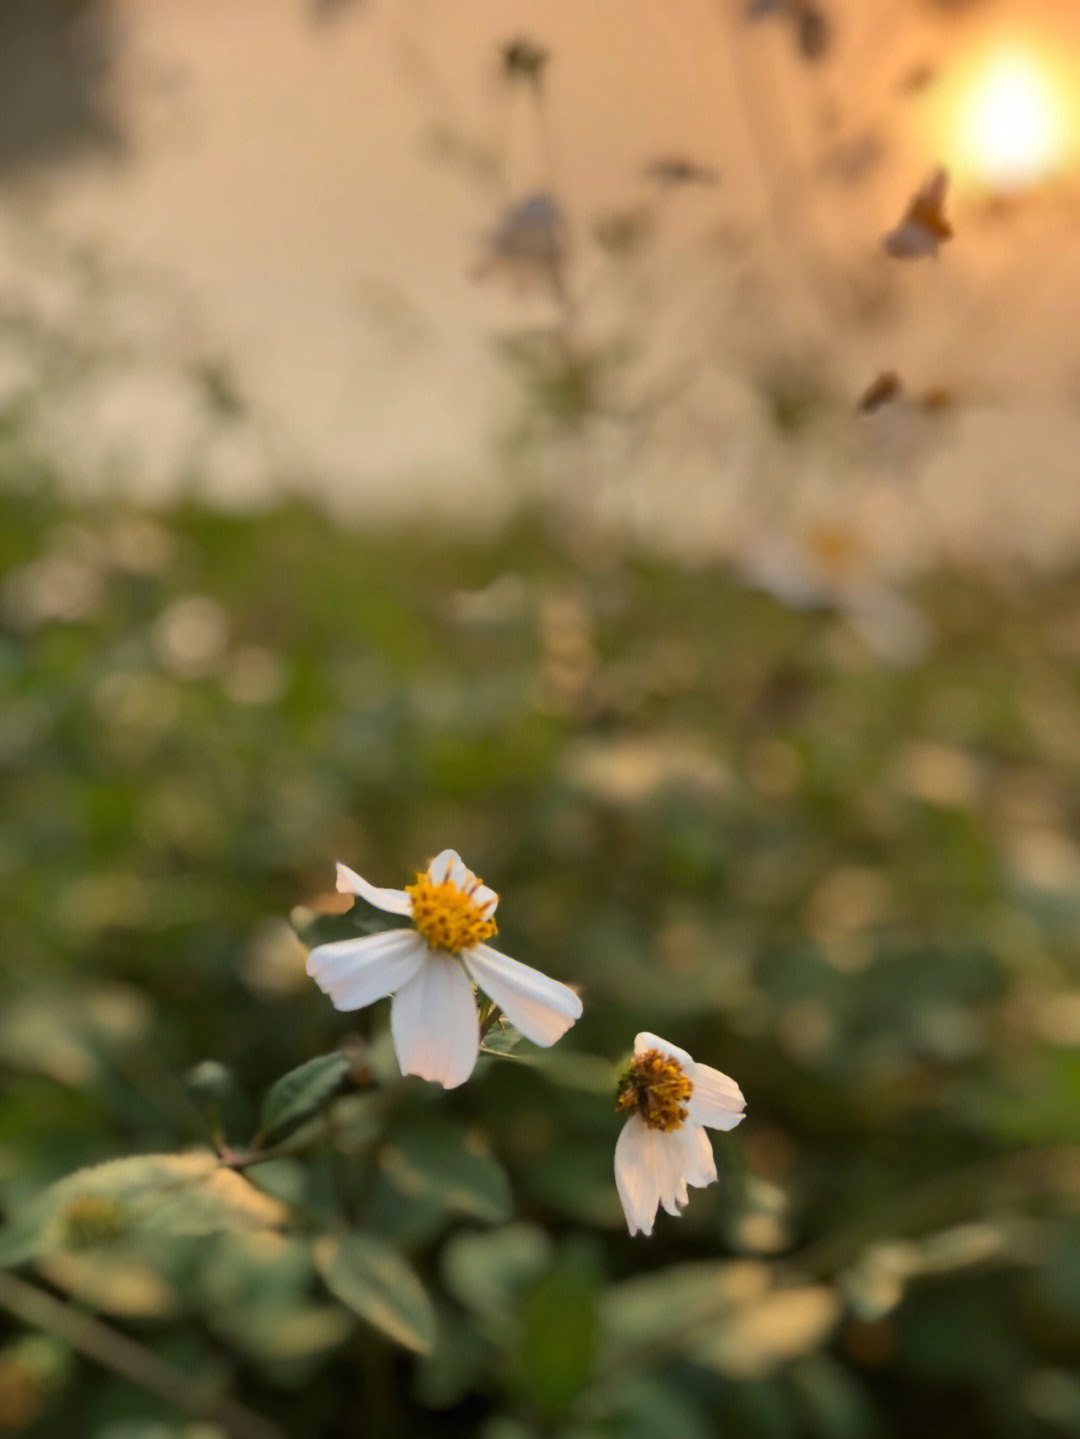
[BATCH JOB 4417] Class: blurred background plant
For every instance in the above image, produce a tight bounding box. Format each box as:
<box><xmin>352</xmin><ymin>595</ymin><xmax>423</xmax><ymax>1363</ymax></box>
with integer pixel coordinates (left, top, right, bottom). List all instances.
<box><xmin>5</xmin><ymin>2</ymin><xmax>1080</xmax><ymax>1438</ymax></box>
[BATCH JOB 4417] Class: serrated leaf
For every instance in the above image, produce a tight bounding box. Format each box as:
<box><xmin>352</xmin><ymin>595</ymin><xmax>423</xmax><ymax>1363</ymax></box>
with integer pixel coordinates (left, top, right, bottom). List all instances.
<box><xmin>378</xmin><ymin>1120</ymin><xmax>511</xmax><ymax>1223</ymax></box>
<box><xmin>259</xmin><ymin>1052</ymin><xmax>351</xmax><ymax>1141</ymax></box>
<box><xmin>0</xmin><ymin>1152</ymin><xmax>290</xmax><ymax>1268</ymax></box>
<box><xmin>314</xmin><ymin>1233</ymin><xmax>435</xmax><ymax>1353</ymax></box>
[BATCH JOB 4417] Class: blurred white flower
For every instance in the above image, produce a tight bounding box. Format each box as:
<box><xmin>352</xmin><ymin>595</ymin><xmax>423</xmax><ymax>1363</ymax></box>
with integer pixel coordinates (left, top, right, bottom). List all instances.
<box><xmin>151</xmin><ymin>595</ymin><xmax>229</xmax><ymax>678</ymax></box>
<box><xmin>2</xmin><ymin>554</ymin><xmax>106</xmax><ymax>631</ymax></box>
<box><xmin>615</xmin><ymin>1032</ymin><xmax>745</xmax><ymax>1237</ymax></box>
<box><xmin>306</xmin><ymin>850</ymin><xmax>582</xmax><ymax>1088</ymax></box>
<box><xmin>739</xmin><ymin>525</ymin><xmax>935</xmax><ymax>665</ymax></box>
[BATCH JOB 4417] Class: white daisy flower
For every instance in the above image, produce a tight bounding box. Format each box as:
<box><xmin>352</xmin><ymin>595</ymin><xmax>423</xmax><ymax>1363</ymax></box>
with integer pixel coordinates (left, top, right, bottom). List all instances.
<box><xmin>306</xmin><ymin>850</ymin><xmax>583</xmax><ymax>1089</ymax></box>
<box><xmin>614</xmin><ymin>1032</ymin><xmax>745</xmax><ymax>1237</ymax></box>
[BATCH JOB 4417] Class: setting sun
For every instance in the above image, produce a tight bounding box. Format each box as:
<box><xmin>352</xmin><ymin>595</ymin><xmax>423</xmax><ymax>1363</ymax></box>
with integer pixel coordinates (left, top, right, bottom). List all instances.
<box><xmin>938</xmin><ymin>44</ymin><xmax>1080</xmax><ymax>190</ymax></box>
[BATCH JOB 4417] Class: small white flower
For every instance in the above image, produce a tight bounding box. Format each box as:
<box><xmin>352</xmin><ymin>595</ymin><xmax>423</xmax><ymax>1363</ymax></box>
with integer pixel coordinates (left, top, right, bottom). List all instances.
<box><xmin>306</xmin><ymin>850</ymin><xmax>583</xmax><ymax>1089</ymax></box>
<box><xmin>614</xmin><ymin>1032</ymin><xmax>745</xmax><ymax>1237</ymax></box>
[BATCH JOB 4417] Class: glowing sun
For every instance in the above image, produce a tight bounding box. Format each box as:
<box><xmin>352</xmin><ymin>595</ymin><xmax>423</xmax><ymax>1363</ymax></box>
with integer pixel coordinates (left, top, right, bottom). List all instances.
<box><xmin>938</xmin><ymin>45</ymin><xmax>1080</xmax><ymax>190</ymax></box>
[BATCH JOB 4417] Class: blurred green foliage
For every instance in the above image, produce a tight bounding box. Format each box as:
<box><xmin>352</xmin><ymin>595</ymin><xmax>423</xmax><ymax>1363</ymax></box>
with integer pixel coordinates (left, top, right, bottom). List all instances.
<box><xmin>3</xmin><ymin>484</ymin><xmax>1080</xmax><ymax>1437</ymax></box>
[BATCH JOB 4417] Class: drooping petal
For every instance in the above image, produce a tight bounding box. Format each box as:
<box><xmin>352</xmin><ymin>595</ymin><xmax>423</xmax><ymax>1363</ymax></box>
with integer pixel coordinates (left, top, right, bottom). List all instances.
<box><xmin>306</xmin><ymin>929</ymin><xmax>427</xmax><ymax>1010</ymax></box>
<box><xmin>654</xmin><ymin>1130</ymin><xmax>692</xmax><ymax>1216</ymax></box>
<box><xmin>672</xmin><ymin>1122</ymin><xmax>718</xmax><ymax>1190</ymax></box>
<box><xmin>614</xmin><ymin>1116</ymin><xmax>662</xmax><ymax>1237</ymax></box>
<box><xmin>463</xmin><ymin>943</ymin><xmax>582</xmax><ymax>1047</ymax></box>
<box><xmin>390</xmin><ymin>954</ymin><xmax>480</xmax><ymax>1089</ymax></box>
<box><xmin>689</xmin><ymin>1064</ymin><xmax>746</xmax><ymax>1131</ymax></box>
<box><xmin>634</xmin><ymin>1031</ymin><xmax>694</xmax><ymax>1072</ymax></box>
<box><xmin>335</xmin><ymin>862</ymin><xmax>412</xmax><ymax>916</ymax></box>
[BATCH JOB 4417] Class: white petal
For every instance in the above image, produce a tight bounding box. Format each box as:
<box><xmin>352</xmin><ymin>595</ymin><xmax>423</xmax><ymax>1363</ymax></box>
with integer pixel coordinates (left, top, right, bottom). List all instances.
<box><xmin>334</xmin><ymin>862</ymin><xmax>412</xmax><ymax>916</ymax></box>
<box><xmin>689</xmin><ymin>1064</ymin><xmax>746</xmax><ymax>1131</ymax></box>
<box><xmin>425</xmin><ymin>851</ymin><xmax>497</xmax><ymax>914</ymax></box>
<box><xmin>634</xmin><ymin>1031</ymin><xmax>694</xmax><ymax>1072</ymax></box>
<box><xmin>655</xmin><ymin>1130</ymin><xmax>690</xmax><ymax>1216</ymax></box>
<box><xmin>463</xmin><ymin>943</ymin><xmax>582</xmax><ymax>1047</ymax></box>
<box><xmin>306</xmin><ymin>929</ymin><xmax>427</xmax><ymax>1010</ymax></box>
<box><xmin>427</xmin><ymin>849</ymin><xmax>466</xmax><ymax>885</ymax></box>
<box><xmin>672</xmin><ymin>1123</ymin><xmax>718</xmax><ymax>1190</ymax></box>
<box><xmin>614</xmin><ymin>1116</ymin><xmax>661</xmax><ymax>1237</ymax></box>
<box><xmin>471</xmin><ymin>884</ymin><xmax>499</xmax><ymax>918</ymax></box>
<box><xmin>390</xmin><ymin>954</ymin><xmax>480</xmax><ymax>1089</ymax></box>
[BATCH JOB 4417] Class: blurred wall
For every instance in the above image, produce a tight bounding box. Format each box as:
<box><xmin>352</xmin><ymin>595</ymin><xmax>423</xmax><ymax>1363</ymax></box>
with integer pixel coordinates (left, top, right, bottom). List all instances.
<box><xmin>2</xmin><ymin>0</ymin><xmax>1080</xmax><ymax>570</ymax></box>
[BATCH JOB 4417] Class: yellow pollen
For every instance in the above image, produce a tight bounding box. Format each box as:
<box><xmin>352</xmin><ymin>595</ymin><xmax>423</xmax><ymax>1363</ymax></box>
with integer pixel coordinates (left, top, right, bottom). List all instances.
<box><xmin>405</xmin><ymin>870</ymin><xmax>497</xmax><ymax>953</ymax></box>
<box><xmin>616</xmin><ymin>1048</ymin><xmax>693</xmax><ymax>1132</ymax></box>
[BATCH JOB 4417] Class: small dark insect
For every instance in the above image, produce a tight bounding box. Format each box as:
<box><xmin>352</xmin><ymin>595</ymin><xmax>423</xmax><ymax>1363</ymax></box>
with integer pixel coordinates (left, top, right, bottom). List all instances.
<box><xmin>882</xmin><ymin>167</ymin><xmax>953</xmax><ymax>258</ymax></box>
<box><xmin>643</xmin><ymin>157</ymin><xmax>720</xmax><ymax>185</ymax></box>
<box><xmin>501</xmin><ymin>37</ymin><xmax>550</xmax><ymax>82</ymax></box>
<box><xmin>858</xmin><ymin>371</ymin><xmax>902</xmax><ymax>413</ymax></box>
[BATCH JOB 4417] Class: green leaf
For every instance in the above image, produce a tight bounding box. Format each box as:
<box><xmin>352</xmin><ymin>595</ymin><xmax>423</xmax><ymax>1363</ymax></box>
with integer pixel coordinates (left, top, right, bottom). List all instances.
<box><xmin>480</xmin><ymin>1021</ymin><xmax>523</xmax><ymax>1056</ymax></box>
<box><xmin>598</xmin><ymin>1260</ymin><xmax>771</xmax><ymax>1370</ymax></box>
<box><xmin>0</xmin><ymin>1152</ymin><xmax>290</xmax><ymax>1268</ymax></box>
<box><xmin>314</xmin><ymin>1232</ymin><xmax>436</xmax><ymax>1354</ymax></box>
<box><xmin>441</xmin><ymin>1224</ymin><xmax>555</xmax><ymax>1324</ymax></box>
<box><xmin>561</xmin><ymin>1374</ymin><xmax>712</xmax><ymax>1439</ymax></box>
<box><xmin>788</xmin><ymin>1355</ymin><xmax>885</xmax><ymax>1439</ymax></box>
<box><xmin>412</xmin><ymin>1310</ymin><xmax>489</xmax><ymax>1409</ymax></box>
<box><xmin>510</xmin><ymin>1238</ymin><xmax>600</xmax><ymax>1415</ymax></box>
<box><xmin>378</xmin><ymin>1120</ymin><xmax>512</xmax><ymax>1223</ymax></box>
<box><xmin>258</xmin><ymin>1052</ymin><xmax>351</xmax><ymax>1141</ymax></box>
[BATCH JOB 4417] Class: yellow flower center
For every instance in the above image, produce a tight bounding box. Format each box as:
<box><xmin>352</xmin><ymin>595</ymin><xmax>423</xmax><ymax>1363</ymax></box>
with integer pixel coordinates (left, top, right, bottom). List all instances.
<box><xmin>405</xmin><ymin>870</ymin><xmax>498</xmax><ymax>954</ymax></box>
<box><xmin>616</xmin><ymin>1048</ymin><xmax>693</xmax><ymax>1132</ymax></box>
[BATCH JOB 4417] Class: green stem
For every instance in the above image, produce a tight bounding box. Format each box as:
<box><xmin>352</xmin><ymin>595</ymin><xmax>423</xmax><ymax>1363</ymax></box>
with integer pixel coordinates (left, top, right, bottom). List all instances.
<box><xmin>479</xmin><ymin>1004</ymin><xmax>504</xmax><ymax>1040</ymax></box>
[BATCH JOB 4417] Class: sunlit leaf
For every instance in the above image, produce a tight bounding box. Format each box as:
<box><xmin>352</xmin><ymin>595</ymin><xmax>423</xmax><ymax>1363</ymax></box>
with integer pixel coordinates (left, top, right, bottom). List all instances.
<box><xmin>314</xmin><ymin>1232</ymin><xmax>435</xmax><ymax>1354</ymax></box>
<box><xmin>0</xmin><ymin>1152</ymin><xmax>290</xmax><ymax>1268</ymax></box>
<box><xmin>441</xmin><ymin>1224</ymin><xmax>554</xmax><ymax>1324</ymax></box>
<box><xmin>600</xmin><ymin>1260</ymin><xmax>770</xmax><ymax>1363</ymax></box>
<box><xmin>378</xmin><ymin>1120</ymin><xmax>511</xmax><ymax>1223</ymax></box>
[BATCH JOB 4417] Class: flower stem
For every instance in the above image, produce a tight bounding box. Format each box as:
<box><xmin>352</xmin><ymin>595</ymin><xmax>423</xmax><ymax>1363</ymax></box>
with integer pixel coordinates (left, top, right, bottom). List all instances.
<box><xmin>479</xmin><ymin>1003</ymin><xmax>504</xmax><ymax>1039</ymax></box>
